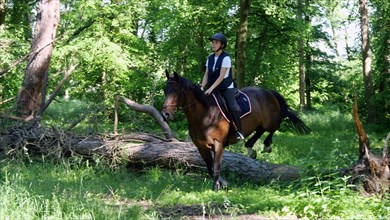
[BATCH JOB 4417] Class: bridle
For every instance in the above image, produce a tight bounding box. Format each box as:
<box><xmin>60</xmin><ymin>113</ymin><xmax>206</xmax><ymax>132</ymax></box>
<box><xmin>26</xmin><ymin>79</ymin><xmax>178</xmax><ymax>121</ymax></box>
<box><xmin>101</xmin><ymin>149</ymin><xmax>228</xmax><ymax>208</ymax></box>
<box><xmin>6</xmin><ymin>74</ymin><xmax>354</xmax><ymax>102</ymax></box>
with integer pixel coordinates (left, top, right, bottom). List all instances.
<box><xmin>162</xmin><ymin>101</ymin><xmax>197</xmax><ymax>110</ymax></box>
<box><xmin>162</xmin><ymin>79</ymin><xmax>198</xmax><ymax>111</ymax></box>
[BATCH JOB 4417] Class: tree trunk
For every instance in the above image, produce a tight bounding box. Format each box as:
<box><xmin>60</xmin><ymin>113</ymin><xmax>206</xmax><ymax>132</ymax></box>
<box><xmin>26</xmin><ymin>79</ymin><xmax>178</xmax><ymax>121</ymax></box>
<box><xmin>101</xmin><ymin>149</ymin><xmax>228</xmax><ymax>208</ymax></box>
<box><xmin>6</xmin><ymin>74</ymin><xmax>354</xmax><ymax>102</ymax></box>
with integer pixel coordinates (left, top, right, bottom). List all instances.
<box><xmin>304</xmin><ymin>0</ymin><xmax>311</xmax><ymax>110</ymax></box>
<box><xmin>343</xmin><ymin>0</ymin><xmax>353</xmax><ymax>61</ymax></box>
<box><xmin>297</xmin><ymin>0</ymin><xmax>306</xmax><ymax>110</ymax></box>
<box><xmin>358</xmin><ymin>0</ymin><xmax>376</xmax><ymax>123</ymax></box>
<box><xmin>195</xmin><ymin>29</ymin><xmax>207</xmax><ymax>75</ymax></box>
<box><xmin>351</xmin><ymin>98</ymin><xmax>389</xmax><ymax>195</ymax></box>
<box><xmin>16</xmin><ymin>0</ymin><xmax>60</xmax><ymax>119</ymax></box>
<box><xmin>236</xmin><ymin>0</ymin><xmax>250</xmax><ymax>88</ymax></box>
<box><xmin>0</xmin><ymin>0</ymin><xmax>6</xmax><ymax>28</ymax></box>
<box><xmin>75</xmin><ymin>136</ymin><xmax>301</xmax><ymax>183</ymax></box>
<box><xmin>378</xmin><ymin>18</ymin><xmax>389</xmax><ymax>95</ymax></box>
<box><xmin>327</xmin><ymin>2</ymin><xmax>340</xmax><ymax>60</ymax></box>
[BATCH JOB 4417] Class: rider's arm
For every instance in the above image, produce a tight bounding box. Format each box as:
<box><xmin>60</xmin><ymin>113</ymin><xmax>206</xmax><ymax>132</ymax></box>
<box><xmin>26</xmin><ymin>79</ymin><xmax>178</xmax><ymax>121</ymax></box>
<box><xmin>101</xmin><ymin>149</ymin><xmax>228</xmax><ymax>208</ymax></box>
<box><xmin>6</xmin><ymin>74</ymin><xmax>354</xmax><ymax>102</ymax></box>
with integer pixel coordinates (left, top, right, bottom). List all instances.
<box><xmin>201</xmin><ymin>69</ymin><xmax>209</xmax><ymax>91</ymax></box>
<box><xmin>205</xmin><ymin>67</ymin><xmax>227</xmax><ymax>95</ymax></box>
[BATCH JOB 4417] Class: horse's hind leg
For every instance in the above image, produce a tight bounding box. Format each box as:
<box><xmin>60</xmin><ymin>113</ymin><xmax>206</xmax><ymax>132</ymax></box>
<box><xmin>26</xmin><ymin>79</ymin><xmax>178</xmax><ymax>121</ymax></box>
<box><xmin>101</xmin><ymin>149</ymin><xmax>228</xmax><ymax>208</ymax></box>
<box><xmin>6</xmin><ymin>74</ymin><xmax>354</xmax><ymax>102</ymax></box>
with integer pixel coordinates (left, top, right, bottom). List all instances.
<box><xmin>262</xmin><ymin>131</ymin><xmax>275</xmax><ymax>153</ymax></box>
<box><xmin>245</xmin><ymin>126</ymin><xmax>265</xmax><ymax>159</ymax></box>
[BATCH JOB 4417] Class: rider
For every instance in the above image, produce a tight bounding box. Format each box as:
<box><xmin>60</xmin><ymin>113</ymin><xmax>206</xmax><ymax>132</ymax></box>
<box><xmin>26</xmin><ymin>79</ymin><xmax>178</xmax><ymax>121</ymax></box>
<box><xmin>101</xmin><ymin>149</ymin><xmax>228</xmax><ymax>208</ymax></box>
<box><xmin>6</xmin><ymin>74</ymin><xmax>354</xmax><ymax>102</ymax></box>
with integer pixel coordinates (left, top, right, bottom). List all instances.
<box><xmin>200</xmin><ymin>33</ymin><xmax>245</xmax><ymax>141</ymax></box>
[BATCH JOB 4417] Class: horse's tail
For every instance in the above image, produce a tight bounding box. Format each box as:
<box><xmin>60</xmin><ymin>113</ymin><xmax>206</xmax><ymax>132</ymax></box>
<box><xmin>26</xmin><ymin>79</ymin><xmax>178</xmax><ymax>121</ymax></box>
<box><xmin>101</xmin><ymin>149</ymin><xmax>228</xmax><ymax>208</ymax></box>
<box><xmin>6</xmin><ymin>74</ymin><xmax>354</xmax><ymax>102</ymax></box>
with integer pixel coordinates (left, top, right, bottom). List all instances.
<box><xmin>270</xmin><ymin>90</ymin><xmax>311</xmax><ymax>135</ymax></box>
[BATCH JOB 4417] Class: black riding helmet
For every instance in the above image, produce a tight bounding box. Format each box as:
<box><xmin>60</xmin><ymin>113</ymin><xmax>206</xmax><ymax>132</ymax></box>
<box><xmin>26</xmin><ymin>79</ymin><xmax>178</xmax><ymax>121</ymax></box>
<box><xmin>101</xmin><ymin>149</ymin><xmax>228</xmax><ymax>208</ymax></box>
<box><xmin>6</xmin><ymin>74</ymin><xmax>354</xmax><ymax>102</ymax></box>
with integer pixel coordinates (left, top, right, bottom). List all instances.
<box><xmin>208</xmin><ymin>33</ymin><xmax>227</xmax><ymax>49</ymax></box>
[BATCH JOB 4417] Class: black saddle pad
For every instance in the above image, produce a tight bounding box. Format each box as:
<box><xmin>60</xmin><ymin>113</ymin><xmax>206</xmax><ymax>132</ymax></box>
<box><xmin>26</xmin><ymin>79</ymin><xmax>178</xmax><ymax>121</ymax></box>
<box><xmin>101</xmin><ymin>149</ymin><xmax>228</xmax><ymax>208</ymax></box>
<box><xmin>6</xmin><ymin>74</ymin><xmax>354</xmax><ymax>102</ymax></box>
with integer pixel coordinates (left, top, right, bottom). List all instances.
<box><xmin>211</xmin><ymin>90</ymin><xmax>251</xmax><ymax>123</ymax></box>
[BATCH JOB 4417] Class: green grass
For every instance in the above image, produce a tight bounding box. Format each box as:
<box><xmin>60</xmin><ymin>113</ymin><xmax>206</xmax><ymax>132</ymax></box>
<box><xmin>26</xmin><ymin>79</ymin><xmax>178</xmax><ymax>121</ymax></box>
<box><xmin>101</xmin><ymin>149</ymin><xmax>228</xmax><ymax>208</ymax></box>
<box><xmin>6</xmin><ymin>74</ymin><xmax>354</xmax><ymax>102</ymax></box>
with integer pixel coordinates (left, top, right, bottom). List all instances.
<box><xmin>1</xmin><ymin>158</ymin><xmax>389</xmax><ymax>219</ymax></box>
<box><xmin>1</xmin><ymin>100</ymin><xmax>390</xmax><ymax>219</ymax></box>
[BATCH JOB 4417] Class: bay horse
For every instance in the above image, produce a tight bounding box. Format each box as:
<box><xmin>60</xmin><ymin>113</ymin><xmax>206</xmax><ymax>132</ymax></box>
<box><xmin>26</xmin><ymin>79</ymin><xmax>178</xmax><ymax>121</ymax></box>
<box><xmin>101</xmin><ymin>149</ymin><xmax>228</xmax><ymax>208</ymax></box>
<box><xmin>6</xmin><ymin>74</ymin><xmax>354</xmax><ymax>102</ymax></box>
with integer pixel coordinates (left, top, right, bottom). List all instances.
<box><xmin>161</xmin><ymin>71</ymin><xmax>310</xmax><ymax>191</ymax></box>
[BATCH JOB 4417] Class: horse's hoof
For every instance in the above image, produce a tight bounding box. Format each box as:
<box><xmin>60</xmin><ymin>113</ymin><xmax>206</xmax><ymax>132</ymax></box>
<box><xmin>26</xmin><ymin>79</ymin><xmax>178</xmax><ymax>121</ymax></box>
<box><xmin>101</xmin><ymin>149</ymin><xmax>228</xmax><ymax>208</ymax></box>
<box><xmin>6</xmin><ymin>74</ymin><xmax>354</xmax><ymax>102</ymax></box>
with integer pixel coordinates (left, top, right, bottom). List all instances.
<box><xmin>220</xmin><ymin>178</ymin><xmax>229</xmax><ymax>190</ymax></box>
<box><xmin>262</xmin><ymin>146</ymin><xmax>272</xmax><ymax>153</ymax></box>
<box><xmin>213</xmin><ymin>177</ymin><xmax>228</xmax><ymax>192</ymax></box>
<box><xmin>250</xmin><ymin>150</ymin><xmax>257</xmax><ymax>159</ymax></box>
<box><xmin>213</xmin><ymin>181</ymin><xmax>221</xmax><ymax>192</ymax></box>
<box><xmin>247</xmin><ymin>148</ymin><xmax>257</xmax><ymax>159</ymax></box>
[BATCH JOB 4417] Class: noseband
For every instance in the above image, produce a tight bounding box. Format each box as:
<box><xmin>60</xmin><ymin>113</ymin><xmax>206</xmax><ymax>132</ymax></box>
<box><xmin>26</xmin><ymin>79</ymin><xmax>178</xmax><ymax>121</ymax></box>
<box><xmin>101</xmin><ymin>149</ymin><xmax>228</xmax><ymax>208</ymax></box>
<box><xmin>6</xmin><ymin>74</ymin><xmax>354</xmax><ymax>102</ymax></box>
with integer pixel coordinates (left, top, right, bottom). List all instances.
<box><xmin>163</xmin><ymin>79</ymin><xmax>198</xmax><ymax>110</ymax></box>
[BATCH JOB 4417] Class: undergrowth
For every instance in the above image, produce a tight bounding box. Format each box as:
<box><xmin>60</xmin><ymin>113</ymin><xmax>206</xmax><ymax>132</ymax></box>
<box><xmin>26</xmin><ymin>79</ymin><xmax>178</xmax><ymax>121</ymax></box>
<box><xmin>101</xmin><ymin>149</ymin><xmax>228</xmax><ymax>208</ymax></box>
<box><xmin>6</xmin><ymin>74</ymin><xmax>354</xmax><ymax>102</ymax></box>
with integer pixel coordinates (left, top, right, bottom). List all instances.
<box><xmin>0</xmin><ymin>100</ymin><xmax>389</xmax><ymax>219</ymax></box>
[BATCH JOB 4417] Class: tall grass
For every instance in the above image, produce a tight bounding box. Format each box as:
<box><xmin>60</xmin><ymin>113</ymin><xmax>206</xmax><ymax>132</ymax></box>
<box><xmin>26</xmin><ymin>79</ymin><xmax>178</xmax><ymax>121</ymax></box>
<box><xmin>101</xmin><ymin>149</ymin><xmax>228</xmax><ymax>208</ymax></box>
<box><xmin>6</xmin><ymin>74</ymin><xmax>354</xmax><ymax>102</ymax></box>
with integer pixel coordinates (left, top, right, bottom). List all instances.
<box><xmin>1</xmin><ymin>100</ymin><xmax>389</xmax><ymax>219</ymax></box>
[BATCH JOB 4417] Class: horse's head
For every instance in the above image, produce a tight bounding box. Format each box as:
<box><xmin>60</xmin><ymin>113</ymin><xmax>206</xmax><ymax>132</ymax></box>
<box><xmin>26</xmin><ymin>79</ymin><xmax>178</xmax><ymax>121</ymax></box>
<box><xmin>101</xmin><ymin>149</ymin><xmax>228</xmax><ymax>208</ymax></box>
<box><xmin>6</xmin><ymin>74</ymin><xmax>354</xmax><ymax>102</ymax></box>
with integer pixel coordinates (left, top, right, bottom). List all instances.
<box><xmin>161</xmin><ymin>70</ymin><xmax>185</xmax><ymax>121</ymax></box>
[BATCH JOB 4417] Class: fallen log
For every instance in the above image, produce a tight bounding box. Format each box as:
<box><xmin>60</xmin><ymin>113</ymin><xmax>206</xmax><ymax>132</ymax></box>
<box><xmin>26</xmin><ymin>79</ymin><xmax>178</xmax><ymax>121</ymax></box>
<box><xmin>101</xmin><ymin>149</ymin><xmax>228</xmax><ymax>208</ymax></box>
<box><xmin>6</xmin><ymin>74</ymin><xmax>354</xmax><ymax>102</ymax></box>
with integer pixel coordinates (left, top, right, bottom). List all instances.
<box><xmin>74</xmin><ymin>134</ymin><xmax>301</xmax><ymax>183</ymax></box>
<box><xmin>0</xmin><ymin>124</ymin><xmax>300</xmax><ymax>183</ymax></box>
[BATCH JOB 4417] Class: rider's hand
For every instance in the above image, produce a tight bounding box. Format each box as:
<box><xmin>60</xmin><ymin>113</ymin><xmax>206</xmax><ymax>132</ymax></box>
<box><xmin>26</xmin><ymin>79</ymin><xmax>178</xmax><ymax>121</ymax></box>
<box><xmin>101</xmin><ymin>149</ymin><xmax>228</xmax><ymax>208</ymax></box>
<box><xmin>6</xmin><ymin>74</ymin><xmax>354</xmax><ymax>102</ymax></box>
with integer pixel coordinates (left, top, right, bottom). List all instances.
<box><xmin>204</xmin><ymin>88</ymin><xmax>213</xmax><ymax>95</ymax></box>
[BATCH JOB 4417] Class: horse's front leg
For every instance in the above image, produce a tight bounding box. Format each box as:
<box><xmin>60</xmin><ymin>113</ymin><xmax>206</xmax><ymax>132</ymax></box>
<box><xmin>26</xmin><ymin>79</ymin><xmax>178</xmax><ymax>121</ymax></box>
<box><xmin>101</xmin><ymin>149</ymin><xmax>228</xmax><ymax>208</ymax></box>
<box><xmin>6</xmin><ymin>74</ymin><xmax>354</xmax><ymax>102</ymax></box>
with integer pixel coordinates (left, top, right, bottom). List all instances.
<box><xmin>213</xmin><ymin>141</ymin><xmax>225</xmax><ymax>192</ymax></box>
<box><xmin>197</xmin><ymin>146</ymin><xmax>213</xmax><ymax>177</ymax></box>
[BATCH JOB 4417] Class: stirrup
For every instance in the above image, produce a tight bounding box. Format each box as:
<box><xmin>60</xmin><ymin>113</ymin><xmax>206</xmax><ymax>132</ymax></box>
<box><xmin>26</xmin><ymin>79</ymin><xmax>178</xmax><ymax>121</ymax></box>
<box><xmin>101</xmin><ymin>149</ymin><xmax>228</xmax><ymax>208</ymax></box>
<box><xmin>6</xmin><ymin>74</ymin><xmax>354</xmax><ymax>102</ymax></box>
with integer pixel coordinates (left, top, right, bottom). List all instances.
<box><xmin>236</xmin><ymin>131</ymin><xmax>245</xmax><ymax>140</ymax></box>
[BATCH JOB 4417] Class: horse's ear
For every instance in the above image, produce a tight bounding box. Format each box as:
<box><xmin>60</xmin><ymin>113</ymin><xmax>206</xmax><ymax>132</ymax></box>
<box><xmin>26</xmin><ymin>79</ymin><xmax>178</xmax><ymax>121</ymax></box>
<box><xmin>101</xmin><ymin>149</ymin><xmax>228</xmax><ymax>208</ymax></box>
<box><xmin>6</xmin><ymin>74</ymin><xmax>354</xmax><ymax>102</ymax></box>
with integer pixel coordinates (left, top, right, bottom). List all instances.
<box><xmin>165</xmin><ymin>70</ymin><xmax>170</xmax><ymax>79</ymax></box>
<box><xmin>173</xmin><ymin>71</ymin><xmax>180</xmax><ymax>80</ymax></box>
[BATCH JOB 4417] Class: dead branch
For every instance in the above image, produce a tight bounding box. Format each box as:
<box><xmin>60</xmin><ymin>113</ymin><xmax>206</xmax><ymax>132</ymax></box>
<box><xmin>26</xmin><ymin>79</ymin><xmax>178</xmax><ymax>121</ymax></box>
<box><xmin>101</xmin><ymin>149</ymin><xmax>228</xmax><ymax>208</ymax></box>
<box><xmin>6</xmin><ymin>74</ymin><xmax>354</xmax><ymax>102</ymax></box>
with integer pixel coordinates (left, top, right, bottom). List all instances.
<box><xmin>0</xmin><ymin>37</ymin><xmax>60</xmax><ymax>76</ymax></box>
<box><xmin>353</xmin><ymin>96</ymin><xmax>370</xmax><ymax>157</ymax></box>
<box><xmin>121</xmin><ymin>97</ymin><xmax>174</xmax><ymax>139</ymax></box>
<box><xmin>114</xmin><ymin>96</ymin><xmax>119</xmax><ymax>135</ymax></box>
<box><xmin>65</xmin><ymin>110</ymin><xmax>91</xmax><ymax>132</ymax></box>
<box><xmin>40</xmin><ymin>63</ymin><xmax>77</xmax><ymax>115</ymax></box>
<box><xmin>351</xmin><ymin>98</ymin><xmax>390</xmax><ymax>195</ymax></box>
<box><xmin>0</xmin><ymin>114</ymin><xmax>31</xmax><ymax>122</ymax></box>
<box><xmin>0</xmin><ymin>97</ymin><xmax>15</xmax><ymax>106</ymax></box>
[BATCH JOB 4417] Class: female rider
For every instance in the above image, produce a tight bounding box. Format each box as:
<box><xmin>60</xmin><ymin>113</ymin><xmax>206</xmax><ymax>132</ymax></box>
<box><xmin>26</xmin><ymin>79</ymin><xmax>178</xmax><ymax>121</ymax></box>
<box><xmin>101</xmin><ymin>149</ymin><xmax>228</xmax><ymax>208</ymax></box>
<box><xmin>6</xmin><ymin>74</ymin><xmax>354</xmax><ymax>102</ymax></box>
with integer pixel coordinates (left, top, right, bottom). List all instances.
<box><xmin>200</xmin><ymin>33</ymin><xmax>245</xmax><ymax>141</ymax></box>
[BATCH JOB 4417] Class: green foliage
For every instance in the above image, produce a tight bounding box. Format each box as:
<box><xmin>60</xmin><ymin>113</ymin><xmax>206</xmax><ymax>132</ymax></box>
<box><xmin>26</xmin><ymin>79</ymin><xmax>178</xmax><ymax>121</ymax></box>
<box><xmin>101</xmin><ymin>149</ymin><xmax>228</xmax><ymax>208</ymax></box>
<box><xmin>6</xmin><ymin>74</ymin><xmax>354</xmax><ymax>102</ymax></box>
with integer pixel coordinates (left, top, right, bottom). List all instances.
<box><xmin>1</xmin><ymin>0</ymin><xmax>390</xmax><ymax>218</ymax></box>
<box><xmin>1</xmin><ymin>0</ymin><xmax>388</xmax><ymax>127</ymax></box>
<box><xmin>0</xmin><ymin>25</ymin><xmax>29</xmax><ymax>109</ymax></box>
<box><xmin>370</xmin><ymin>0</ymin><xmax>390</xmax><ymax>126</ymax></box>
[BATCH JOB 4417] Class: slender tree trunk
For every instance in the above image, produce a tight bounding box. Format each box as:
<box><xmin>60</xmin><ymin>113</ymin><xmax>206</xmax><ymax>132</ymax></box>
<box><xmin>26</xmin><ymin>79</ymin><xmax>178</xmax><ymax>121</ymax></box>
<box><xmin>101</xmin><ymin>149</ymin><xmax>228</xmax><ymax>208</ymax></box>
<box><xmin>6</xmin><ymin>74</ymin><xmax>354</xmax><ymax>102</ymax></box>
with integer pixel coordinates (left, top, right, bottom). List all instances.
<box><xmin>16</xmin><ymin>0</ymin><xmax>60</xmax><ymax>119</ymax></box>
<box><xmin>0</xmin><ymin>0</ymin><xmax>6</xmax><ymax>28</ymax></box>
<box><xmin>358</xmin><ymin>0</ymin><xmax>376</xmax><ymax>123</ymax></box>
<box><xmin>343</xmin><ymin>0</ymin><xmax>353</xmax><ymax>61</ymax></box>
<box><xmin>327</xmin><ymin>2</ymin><xmax>340</xmax><ymax>60</ymax></box>
<box><xmin>236</xmin><ymin>0</ymin><xmax>250</xmax><ymax>88</ymax></box>
<box><xmin>330</xmin><ymin>24</ymin><xmax>340</xmax><ymax>60</ymax></box>
<box><xmin>378</xmin><ymin>18</ymin><xmax>390</xmax><ymax>94</ymax></box>
<box><xmin>194</xmin><ymin>25</ymin><xmax>206</xmax><ymax>77</ymax></box>
<box><xmin>297</xmin><ymin>0</ymin><xmax>306</xmax><ymax>110</ymax></box>
<box><xmin>344</xmin><ymin>26</ymin><xmax>351</xmax><ymax>61</ymax></box>
<box><xmin>304</xmin><ymin>0</ymin><xmax>311</xmax><ymax>110</ymax></box>
<box><xmin>176</xmin><ymin>45</ymin><xmax>188</xmax><ymax>74</ymax></box>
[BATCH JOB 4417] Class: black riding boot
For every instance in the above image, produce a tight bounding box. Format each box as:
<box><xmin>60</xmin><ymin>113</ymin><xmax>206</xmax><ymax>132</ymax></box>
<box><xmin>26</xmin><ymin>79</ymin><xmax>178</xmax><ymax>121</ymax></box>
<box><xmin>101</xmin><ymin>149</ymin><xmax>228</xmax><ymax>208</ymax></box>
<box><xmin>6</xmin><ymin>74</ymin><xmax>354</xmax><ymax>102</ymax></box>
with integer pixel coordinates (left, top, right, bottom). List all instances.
<box><xmin>221</xmin><ymin>88</ymin><xmax>245</xmax><ymax>140</ymax></box>
<box><xmin>231</xmin><ymin>111</ymin><xmax>245</xmax><ymax>140</ymax></box>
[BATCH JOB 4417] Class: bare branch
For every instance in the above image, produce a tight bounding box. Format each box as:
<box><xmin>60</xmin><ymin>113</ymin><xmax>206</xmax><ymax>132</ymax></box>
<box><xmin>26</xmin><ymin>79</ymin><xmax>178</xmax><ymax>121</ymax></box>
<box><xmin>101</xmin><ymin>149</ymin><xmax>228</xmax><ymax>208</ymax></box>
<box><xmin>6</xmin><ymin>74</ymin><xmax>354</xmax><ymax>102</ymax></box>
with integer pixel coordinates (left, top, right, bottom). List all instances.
<box><xmin>121</xmin><ymin>97</ymin><xmax>174</xmax><ymax>139</ymax></box>
<box><xmin>43</xmin><ymin>64</ymin><xmax>77</xmax><ymax>113</ymax></box>
<box><xmin>0</xmin><ymin>37</ymin><xmax>60</xmax><ymax>76</ymax></box>
<box><xmin>353</xmin><ymin>96</ymin><xmax>370</xmax><ymax>157</ymax></box>
<box><xmin>0</xmin><ymin>114</ymin><xmax>31</xmax><ymax>121</ymax></box>
<box><xmin>0</xmin><ymin>97</ymin><xmax>15</xmax><ymax>106</ymax></box>
<box><xmin>383</xmin><ymin>132</ymin><xmax>390</xmax><ymax>160</ymax></box>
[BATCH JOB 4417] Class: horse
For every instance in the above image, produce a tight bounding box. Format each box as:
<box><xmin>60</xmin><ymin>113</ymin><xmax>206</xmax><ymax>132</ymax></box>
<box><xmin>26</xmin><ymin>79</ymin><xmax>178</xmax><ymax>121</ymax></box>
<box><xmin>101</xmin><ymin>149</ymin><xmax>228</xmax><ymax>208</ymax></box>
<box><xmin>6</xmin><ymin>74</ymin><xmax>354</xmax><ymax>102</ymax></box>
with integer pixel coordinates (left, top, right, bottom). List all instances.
<box><xmin>161</xmin><ymin>70</ymin><xmax>310</xmax><ymax>191</ymax></box>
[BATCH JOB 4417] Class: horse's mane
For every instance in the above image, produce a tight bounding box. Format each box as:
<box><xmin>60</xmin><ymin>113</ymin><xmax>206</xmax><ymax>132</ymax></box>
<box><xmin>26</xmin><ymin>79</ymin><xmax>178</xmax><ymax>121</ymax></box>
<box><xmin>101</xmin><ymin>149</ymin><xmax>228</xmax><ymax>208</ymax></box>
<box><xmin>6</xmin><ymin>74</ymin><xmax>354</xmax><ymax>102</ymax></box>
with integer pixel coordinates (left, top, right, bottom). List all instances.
<box><xmin>178</xmin><ymin>76</ymin><xmax>210</xmax><ymax>107</ymax></box>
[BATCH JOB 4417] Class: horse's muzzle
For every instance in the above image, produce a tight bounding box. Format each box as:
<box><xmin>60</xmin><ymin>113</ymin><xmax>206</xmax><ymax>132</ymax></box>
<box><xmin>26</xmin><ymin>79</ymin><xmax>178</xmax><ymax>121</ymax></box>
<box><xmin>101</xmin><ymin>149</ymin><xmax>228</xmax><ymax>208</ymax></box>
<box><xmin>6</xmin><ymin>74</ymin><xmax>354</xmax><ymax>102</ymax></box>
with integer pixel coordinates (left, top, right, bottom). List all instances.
<box><xmin>161</xmin><ymin>110</ymin><xmax>174</xmax><ymax>121</ymax></box>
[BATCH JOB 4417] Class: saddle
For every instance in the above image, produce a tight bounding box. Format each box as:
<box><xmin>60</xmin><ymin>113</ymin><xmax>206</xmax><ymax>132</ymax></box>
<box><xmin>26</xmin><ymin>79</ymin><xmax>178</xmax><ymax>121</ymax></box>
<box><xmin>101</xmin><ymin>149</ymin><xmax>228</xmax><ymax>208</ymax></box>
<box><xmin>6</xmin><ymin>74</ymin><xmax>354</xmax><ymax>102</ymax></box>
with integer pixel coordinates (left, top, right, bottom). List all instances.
<box><xmin>211</xmin><ymin>89</ymin><xmax>251</xmax><ymax>123</ymax></box>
